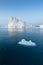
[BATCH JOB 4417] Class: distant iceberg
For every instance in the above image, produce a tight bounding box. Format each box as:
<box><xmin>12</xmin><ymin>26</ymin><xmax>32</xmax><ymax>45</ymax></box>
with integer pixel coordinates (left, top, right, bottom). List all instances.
<box><xmin>18</xmin><ymin>39</ymin><xmax>36</xmax><ymax>46</ymax></box>
<box><xmin>8</xmin><ymin>16</ymin><xmax>24</xmax><ymax>32</ymax></box>
<box><xmin>39</xmin><ymin>25</ymin><xmax>43</xmax><ymax>29</ymax></box>
<box><xmin>8</xmin><ymin>16</ymin><xmax>32</xmax><ymax>32</ymax></box>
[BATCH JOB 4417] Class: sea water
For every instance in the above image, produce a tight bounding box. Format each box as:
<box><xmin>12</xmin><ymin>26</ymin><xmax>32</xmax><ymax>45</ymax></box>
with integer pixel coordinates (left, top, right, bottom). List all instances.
<box><xmin>0</xmin><ymin>28</ymin><xmax>43</xmax><ymax>65</ymax></box>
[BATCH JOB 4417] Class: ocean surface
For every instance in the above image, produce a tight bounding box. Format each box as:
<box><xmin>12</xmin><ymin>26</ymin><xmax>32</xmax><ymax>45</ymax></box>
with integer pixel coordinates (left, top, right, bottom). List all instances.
<box><xmin>0</xmin><ymin>28</ymin><xmax>43</xmax><ymax>65</ymax></box>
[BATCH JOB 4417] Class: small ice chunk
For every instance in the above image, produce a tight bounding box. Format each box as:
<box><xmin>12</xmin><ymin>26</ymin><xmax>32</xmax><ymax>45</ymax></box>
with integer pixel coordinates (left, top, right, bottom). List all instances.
<box><xmin>18</xmin><ymin>39</ymin><xmax>36</xmax><ymax>46</ymax></box>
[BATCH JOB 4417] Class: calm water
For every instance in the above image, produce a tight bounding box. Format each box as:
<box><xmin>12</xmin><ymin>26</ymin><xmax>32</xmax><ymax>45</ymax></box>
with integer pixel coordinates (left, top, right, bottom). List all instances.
<box><xmin>0</xmin><ymin>28</ymin><xmax>43</xmax><ymax>65</ymax></box>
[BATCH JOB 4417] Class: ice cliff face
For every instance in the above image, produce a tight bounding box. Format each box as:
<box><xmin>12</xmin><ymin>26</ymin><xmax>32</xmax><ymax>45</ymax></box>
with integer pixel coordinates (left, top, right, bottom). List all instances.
<box><xmin>8</xmin><ymin>17</ymin><xmax>24</xmax><ymax>32</ymax></box>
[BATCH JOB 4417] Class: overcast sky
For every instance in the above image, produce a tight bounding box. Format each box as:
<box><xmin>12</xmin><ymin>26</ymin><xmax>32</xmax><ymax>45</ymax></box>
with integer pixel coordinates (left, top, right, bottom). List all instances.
<box><xmin>0</xmin><ymin>0</ymin><xmax>43</xmax><ymax>26</ymax></box>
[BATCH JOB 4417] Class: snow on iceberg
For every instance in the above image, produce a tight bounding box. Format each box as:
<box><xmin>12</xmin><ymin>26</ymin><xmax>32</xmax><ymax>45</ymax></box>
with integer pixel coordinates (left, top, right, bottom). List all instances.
<box><xmin>18</xmin><ymin>39</ymin><xmax>36</xmax><ymax>46</ymax></box>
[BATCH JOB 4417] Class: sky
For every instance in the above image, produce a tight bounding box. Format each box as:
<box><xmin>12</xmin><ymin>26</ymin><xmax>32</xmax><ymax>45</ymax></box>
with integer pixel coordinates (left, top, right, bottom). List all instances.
<box><xmin>0</xmin><ymin>0</ymin><xmax>43</xmax><ymax>26</ymax></box>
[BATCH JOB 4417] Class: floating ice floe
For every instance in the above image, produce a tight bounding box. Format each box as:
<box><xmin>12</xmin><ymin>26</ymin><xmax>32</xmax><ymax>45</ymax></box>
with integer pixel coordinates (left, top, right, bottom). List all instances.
<box><xmin>18</xmin><ymin>39</ymin><xmax>36</xmax><ymax>46</ymax></box>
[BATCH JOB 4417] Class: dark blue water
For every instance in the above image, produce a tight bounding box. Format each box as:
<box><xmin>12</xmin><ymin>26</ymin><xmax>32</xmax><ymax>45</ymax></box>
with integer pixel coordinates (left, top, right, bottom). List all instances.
<box><xmin>0</xmin><ymin>28</ymin><xmax>43</xmax><ymax>65</ymax></box>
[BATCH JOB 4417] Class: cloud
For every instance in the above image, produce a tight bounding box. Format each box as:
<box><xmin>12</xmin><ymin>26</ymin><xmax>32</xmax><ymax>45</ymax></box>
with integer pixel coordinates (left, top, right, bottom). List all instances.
<box><xmin>18</xmin><ymin>39</ymin><xmax>36</xmax><ymax>46</ymax></box>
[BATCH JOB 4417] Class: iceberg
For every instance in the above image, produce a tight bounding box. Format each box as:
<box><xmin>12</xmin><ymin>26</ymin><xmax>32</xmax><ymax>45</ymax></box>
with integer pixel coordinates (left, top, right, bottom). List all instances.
<box><xmin>18</xmin><ymin>39</ymin><xmax>36</xmax><ymax>46</ymax></box>
<box><xmin>39</xmin><ymin>25</ymin><xmax>43</xmax><ymax>28</ymax></box>
<box><xmin>8</xmin><ymin>16</ymin><xmax>24</xmax><ymax>32</ymax></box>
